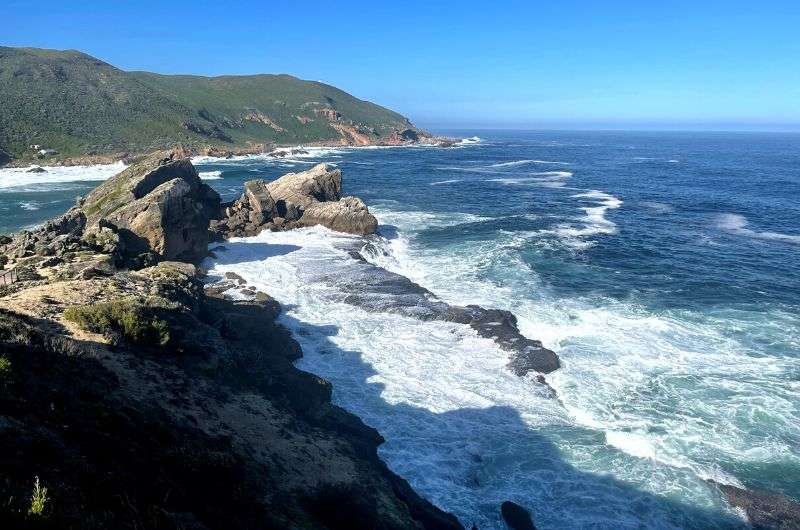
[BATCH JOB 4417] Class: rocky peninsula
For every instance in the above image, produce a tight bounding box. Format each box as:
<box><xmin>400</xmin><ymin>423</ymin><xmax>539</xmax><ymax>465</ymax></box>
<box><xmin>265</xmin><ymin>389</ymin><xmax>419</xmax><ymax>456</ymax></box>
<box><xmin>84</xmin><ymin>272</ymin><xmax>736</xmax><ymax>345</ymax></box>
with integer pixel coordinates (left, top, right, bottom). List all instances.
<box><xmin>2</xmin><ymin>149</ymin><xmax>798</xmax><ymax>529</ymax></box>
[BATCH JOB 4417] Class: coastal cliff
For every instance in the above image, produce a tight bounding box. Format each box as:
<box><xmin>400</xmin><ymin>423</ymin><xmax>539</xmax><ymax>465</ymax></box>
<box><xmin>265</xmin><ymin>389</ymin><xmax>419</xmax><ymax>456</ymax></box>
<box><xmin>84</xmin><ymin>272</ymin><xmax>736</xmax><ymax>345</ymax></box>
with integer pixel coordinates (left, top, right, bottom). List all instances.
<box><xmin>0</xmin><ymin>152</ymin><xmax>461</xmax><ymax>529</ymax></box>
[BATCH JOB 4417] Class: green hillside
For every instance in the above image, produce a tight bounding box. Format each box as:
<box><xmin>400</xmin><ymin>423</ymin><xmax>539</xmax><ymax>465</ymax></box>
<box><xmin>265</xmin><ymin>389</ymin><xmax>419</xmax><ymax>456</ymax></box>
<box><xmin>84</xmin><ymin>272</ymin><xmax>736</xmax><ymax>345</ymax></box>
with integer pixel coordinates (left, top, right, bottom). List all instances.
<box><xmin>0</xmin><ymin>47</ymin><xmax>417</xmax><ymax>163</ymax></box>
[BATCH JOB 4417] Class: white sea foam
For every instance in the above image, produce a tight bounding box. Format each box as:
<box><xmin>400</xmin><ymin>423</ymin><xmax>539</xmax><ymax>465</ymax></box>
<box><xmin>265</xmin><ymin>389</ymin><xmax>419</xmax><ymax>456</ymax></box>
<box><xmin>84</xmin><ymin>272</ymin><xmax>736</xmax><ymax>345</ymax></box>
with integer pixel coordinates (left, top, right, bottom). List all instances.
<box><xmin>488</xmin><ymin>159</ymin><xmax>570</xmax><ymax>167</ymax></box>
<box><xmin>430</xmin><ymin>179</ymin><xmax>462</xmax><ymax>186</ymax></box>
<box><xmin>199</xmin><ymin>170</ymin><xmax>223</xmax><ymax>180</ymax></box>
<box><xmin>486</xmin><ymin>171</ymin><xmax>573</xmax><ymax>185</ymax></box>
<box><xmin>553</xmin><ymin>190</ymin><xmax>622</xmax><ymax>240</ymax></box>
<box><xmin>19</xmin><ymin>202</ymin><xmax>40</xmax><ymax>211</ymax></box>
<box><xmin>0</xmin><ymin>161</ymin><xmax>126</xmax><ymax>192</ymax></box>
<box><xmin>717</xmin><ymin>213</ymin><xmax>800</xmax><ymax>244</ymax></box>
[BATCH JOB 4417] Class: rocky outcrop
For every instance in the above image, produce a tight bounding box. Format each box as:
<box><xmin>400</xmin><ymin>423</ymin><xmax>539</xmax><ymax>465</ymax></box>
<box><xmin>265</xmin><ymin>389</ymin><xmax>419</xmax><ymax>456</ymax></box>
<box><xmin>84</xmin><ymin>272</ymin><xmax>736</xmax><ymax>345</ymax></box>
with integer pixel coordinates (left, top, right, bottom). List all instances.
<box><xmin>211</xmin><ymin>180</ymin><xmax>281</xmax><ymax>238</ymax></box>
<box><xmin>300</xmin><ymin>196</ymin><xmax>379</xmax><ymax>235</ymax></box>
<box><xmin>0</xmin><ymin>148</ymin><xmax>11</xmax><ymax>166</ymax></box>
<box><xmin>266</xmin><ymin>163</ymin><xmax>342</xmax><ymax>213</ymax></box>
<box><xmin>214</xmin><ymin>163</ymin><xmax>378</xmax><ymax>238</ymax></box>
<box><xmin>83</xmin><ymin>150</ymin><xmax>220</xmax><ymax>263</ymax></box>
<box><xmin>713</xmin><ymin>483</ymin><xmax>800</xmax><ymax>530</ymax></box>
<box><xmin>242</xmin><ymin>110</ymin><xmax>285</xmax><ymax>132</ymax></box>
<box><xmin>500</xmin><ymin>501</ymin><xmax>536</xmax><ymax>530</ymax></box>
<box><xmin>0</xmin><ymin>252</ymin><xmax>462</xmax><ymax>529</ymax></box>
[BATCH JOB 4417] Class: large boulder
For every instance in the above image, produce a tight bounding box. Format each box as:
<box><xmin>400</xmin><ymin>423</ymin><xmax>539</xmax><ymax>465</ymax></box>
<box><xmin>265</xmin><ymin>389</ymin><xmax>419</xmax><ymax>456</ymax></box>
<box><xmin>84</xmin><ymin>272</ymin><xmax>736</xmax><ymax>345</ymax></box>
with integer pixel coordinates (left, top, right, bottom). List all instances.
<box><xmin>211</xmin><ymin>180</ymin><xmax>279</xmax><ymax>238</ymax></box>
<box><xmin>266</xmin><ymin>163</ymin><xmax>341</xmax><ymax>219</ymax></box>
<box><xmin>215</xmin><ymin>163</ymin><xmax>378</xmax><ymax>237</ymax></box>
<box><xmin>82</xmin><ymin>151</ymin><xmax>220</xmax><ymax>262</ymax></box>
<box><xmin>300</xmin><ymin>196</ymin><xmax>378</xmax><ymax>235</ymax></box>
<box><xmin>501</xmin><ymin>501</ymin><xmax>536</xmax><ymax>530</ymax></box>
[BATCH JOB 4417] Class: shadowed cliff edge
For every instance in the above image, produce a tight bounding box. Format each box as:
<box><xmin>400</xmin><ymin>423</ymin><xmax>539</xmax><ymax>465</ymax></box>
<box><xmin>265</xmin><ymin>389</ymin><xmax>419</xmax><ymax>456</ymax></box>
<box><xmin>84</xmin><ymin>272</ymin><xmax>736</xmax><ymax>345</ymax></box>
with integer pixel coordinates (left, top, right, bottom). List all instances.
<box><xmin>0</xmin><ymin>150</ymin><xmax>797</xmax><ymax>529</ymax></box>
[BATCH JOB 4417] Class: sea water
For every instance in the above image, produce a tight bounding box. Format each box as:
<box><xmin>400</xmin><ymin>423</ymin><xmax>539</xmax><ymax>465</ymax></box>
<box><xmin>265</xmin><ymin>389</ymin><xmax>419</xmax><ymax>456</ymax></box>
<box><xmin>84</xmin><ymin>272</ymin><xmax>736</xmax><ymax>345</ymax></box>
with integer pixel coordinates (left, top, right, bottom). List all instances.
<box><xmin>2</xmin><ymin>131</ymin><xmax>798</xmax><ymax>528</ymax></box>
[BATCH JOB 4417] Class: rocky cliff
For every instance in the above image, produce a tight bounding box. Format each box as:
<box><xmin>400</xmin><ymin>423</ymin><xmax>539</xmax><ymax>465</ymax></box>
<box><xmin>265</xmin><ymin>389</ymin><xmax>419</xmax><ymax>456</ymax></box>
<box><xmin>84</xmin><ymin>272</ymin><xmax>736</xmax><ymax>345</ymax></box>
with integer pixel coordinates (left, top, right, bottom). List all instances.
<box><xmin>0</xmin><ymin>152</ymin><xmax>460</xmax><ymax>529</ymax></box>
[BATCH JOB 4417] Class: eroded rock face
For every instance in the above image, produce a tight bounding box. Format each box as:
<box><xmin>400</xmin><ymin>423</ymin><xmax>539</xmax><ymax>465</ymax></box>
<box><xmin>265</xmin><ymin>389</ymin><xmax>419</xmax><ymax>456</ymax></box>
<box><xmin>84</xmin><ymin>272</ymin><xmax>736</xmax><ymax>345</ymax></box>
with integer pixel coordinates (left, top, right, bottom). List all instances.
<box><xmin>300</xmin><ymin>196</ymin><xmax>379</xmax><ymax>235</ymax></box>
<box><xmin>83</xmin><ymin>150</ymin><xmax>220</xmax><ymax>263</ymax></box>
<box><xmin>215</xmin><ymin>163</ymin><xmax>378</xmax><ymax>237</ymax></box>
<box><xmin>211</xmin><ymin>180</ymin><xmax>280</xmax><ymax>238</ymax></box>
<box><xmin>267</xmin><ymin>162</ymin><xmax>342</xmax><ymax>215</ymax></box>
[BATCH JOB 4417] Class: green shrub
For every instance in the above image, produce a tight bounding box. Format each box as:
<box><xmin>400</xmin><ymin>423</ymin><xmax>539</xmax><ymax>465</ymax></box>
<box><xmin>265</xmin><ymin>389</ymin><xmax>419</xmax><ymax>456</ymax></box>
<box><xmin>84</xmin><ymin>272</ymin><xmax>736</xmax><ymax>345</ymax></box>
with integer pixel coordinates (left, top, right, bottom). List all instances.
<box><xmin>28</xmin><ymin>476</ymin><xmax>48</xmax><ymax>516</ymax></box>
<box><xmin>0</xmin><ymin>355</ymin><xmax>11</xmax><ymax>389</ymax></box>
<box><xmin>64</xmin><ymin>299</ymin><xmax>170</xmax><ymax>346</ymax></box>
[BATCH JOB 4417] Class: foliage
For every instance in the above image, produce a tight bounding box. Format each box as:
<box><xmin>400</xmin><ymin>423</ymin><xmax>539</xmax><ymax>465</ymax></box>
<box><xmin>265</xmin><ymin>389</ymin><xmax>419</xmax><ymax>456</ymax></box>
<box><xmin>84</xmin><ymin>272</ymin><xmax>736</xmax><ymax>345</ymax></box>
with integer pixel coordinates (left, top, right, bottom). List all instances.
<box><xmin>0</xmin><ymin>46</ymin><xmax>413</xmax><ymax>161</ymax></box>
<box><xmin>64</xmin><ymin>299</ymin><xmax>170</xmax><ymax>346</ymax></box>
<box><xmin>28</xmin><ymin>476</ymin><xmax>48</xmax><ymax>516</ymax></box>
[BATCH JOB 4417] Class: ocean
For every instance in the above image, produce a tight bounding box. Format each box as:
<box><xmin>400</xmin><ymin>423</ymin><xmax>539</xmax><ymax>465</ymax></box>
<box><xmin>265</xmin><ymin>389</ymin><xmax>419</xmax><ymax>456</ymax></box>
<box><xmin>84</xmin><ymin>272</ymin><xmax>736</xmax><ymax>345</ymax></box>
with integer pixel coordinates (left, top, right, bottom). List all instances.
<box><xmin>2</xmin><ymin>130</ymin><xmax>798</xmax><ymax>528</ymax></box>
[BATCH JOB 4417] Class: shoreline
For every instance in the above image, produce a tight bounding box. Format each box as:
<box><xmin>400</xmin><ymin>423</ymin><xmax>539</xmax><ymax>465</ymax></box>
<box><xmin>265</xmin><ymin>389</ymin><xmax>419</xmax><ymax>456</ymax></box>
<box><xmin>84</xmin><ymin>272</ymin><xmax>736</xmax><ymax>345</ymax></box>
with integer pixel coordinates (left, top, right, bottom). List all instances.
<box><xmin>0</xmin><ymin>134</ymin><xmax>468</xmax><ymax>169</ymax></box>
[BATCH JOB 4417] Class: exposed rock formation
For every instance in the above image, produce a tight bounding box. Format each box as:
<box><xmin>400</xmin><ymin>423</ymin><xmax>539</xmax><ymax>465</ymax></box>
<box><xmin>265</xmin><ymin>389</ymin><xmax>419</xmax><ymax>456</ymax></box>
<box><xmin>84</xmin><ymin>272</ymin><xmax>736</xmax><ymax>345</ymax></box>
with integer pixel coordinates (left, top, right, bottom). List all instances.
<box><xmin>212</xmin><ymin>180</ymin><xmax>281</xmax><ymax>238</ymax></box>
<box><xmin>500</xmin><ymin>501</ymin><xmax>536</xmax><ymax>530</ymax></box>
<box><xmin>83</xmin><ymin>150</ymin><xmax>220</xmax><ymax>263</ymax></box>
<box><xmin>266</xmin><ymin>163</ymin><xmax>342</xmax><ymax>213</ymax></box>
<box><xmin>300</xmin><ymin>196</ymin><xmax>379</xmax><ymax>235</ymax></box>
<box><xmin>0</xmin><ymin>259</ymin><xmax>462</xmax><ymax>529</ymax></box>
<box><xmin>214</xmin><ymin>163</ymin><xmax>378</xmax><ymax>238</ymax></box>
<box><xmin>714</xmin><ymin>483</ymin><xmax>800</xmax><ymax>530</ymax></box>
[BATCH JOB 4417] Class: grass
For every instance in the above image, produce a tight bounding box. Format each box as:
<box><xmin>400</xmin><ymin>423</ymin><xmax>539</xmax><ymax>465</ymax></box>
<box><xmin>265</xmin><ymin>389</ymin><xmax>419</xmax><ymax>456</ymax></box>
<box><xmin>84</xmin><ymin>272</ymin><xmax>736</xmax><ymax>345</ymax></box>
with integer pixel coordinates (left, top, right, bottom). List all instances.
<box><xmin>28</xmin><ymin>476</ymin><xmax>48</xmax><ymax>516</ymax></box>
<box><xmin>64</xmin><ymin>299</ymin><xmax>170</xmax><ymax>346</ymax></box>
<box><xmin>0</xmin><ymin>46</ymin><xmax>414</xmax><ymax>161</ymax></box>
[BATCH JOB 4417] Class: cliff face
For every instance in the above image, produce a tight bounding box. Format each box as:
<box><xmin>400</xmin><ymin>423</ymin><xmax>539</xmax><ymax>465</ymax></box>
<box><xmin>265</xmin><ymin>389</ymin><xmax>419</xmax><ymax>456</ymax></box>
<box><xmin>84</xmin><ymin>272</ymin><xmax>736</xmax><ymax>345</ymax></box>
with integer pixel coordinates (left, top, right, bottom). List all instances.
<box><xmin>0</xmin><ymin>155</ymin><xmax>460</xmax><ymax>529</ymax></box>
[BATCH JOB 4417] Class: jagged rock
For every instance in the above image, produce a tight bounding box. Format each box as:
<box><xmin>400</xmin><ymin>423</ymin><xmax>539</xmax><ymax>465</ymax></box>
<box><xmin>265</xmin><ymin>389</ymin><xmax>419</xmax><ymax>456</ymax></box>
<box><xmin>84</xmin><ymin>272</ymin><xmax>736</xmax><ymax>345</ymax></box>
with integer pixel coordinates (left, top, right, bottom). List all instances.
<box><xmin>300</xmin><ymin>196</ymin><xmax>378</xmax><ymax>235</ymax></box>
<box><xmin>266</xmin><ymin>163</ymin><xmax>341</xmax><ymax>217</ymax></box>
<box><xmin>82</xmin><ymin>150</ymin><xmax>220</xmax><ymax>263</ymax></box>
<box><xmin>26</xmin><ymin>166</ymin><xmax>47</xmax><ymax>173</ymax></box>
<box><xmin>211</xmin><ymin>180</ymin><xmax>279</xmax><ymax>239</ymax></box>
<box><xmin>714</xmin><ymin>482</ymin><xmax>800</xmax><ymax>530</ymax></box>
<box><xmin>501</xmin><ymin>501</ymin><xmax>536</xmax><ymax>530</ymax></box>
<box><xmin>0</xmin><ymin>148</ymin><xmax>11</xmax><ymax>166</ymax></box>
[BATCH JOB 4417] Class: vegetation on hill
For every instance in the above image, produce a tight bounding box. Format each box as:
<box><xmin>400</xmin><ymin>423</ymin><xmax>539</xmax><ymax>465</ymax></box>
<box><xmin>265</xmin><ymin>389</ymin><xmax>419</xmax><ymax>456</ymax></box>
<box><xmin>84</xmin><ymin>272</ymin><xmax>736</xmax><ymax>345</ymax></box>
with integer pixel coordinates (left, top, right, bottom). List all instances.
<box><xmin>0</xmin><ymin>47</ymin><xmax>417</xmax><ymax>163</ymax></box>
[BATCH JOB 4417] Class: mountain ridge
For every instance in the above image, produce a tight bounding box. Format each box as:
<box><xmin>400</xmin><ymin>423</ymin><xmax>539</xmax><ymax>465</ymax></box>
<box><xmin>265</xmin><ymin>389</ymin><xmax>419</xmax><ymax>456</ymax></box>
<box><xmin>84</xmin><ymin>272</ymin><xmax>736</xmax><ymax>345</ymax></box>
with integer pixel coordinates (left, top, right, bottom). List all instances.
<box><xmin>0</xmin><ymin>46</ymin><xmax>426</xmax><ymax>165</ymax></box>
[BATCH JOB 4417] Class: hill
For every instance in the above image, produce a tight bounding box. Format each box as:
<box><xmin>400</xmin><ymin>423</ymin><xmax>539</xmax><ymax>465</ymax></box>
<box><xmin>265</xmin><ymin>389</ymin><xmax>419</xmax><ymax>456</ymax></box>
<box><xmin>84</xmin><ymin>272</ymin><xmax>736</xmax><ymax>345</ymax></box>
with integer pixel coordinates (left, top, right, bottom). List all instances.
<box><xmin>0</xmin><ymin>47</ymin><xmax>421</xmax><ymax>164</ymax></box>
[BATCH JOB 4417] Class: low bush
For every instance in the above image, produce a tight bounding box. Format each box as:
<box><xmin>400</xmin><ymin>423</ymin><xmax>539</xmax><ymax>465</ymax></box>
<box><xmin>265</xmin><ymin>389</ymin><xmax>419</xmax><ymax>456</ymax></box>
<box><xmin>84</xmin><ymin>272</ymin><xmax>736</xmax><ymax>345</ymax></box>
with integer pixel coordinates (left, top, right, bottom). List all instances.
<box><xmin>64</xmin><ymin>299</ymin><xmax>170</xmax><ymax>346</ymax></box>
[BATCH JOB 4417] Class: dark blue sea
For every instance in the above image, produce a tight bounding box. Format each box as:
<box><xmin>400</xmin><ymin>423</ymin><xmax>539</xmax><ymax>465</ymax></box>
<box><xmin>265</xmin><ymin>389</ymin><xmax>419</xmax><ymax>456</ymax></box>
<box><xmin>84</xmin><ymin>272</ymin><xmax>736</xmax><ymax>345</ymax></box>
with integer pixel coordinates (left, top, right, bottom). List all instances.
<box><xmin>2</xmin><ymin>131</ymin><xmax>799</xmax><ymax>529</ymax></box>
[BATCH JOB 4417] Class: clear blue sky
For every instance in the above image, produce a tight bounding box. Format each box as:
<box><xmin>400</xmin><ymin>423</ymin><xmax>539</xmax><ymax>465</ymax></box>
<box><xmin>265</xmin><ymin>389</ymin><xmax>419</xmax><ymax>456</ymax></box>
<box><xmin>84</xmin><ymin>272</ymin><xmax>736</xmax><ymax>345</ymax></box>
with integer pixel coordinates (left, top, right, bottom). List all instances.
<box><xmin>4</xmin><ymin>0</ymin><xmax>800</xmax><ymax>130</ymax></box>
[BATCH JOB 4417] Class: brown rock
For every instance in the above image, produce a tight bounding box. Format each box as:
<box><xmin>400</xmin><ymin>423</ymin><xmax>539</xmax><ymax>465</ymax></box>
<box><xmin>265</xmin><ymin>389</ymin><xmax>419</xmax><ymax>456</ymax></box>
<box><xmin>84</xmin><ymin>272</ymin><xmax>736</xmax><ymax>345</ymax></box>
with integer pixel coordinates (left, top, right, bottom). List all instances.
<box><xmin>300</xmin><ymin>196</ymin><xmax>378</xmax><ymax>235</ymax></box>
<box><xmin>266</xmin><ymin>163</ymin><xmax>341</xmax><ymax>216</ymax></box>
<box><xmin>82</xmin><ymin>150</ymin><xmax>220</xmax><ymax>263</ymax></box>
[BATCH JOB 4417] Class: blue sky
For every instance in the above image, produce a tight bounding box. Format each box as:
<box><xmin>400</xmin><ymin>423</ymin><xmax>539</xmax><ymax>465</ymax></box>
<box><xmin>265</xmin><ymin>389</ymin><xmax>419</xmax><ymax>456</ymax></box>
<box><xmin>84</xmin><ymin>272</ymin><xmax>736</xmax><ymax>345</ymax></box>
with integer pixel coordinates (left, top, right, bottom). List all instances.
<box><xmin>4</xmin><ymin>0</ymin><xmax>800</xmax><ymax>130</ymax></box>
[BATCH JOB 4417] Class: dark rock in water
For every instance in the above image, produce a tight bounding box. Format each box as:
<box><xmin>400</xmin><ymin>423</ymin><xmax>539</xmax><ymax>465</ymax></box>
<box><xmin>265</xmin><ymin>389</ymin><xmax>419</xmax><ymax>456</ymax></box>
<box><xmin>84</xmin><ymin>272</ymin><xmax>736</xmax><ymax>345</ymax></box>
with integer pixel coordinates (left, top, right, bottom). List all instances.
<box><xmin>500</xmin><ymin>501</ymin><xmax>536</xmax><ymax>530</ymax></box>
<box><xmin>714</xmin><ymin>482</ymin><xmax>800</xmax><ymax>530</ymax></box>
<box><xmin>26</xmin><ymin>165</ymin><xmax>47</xmax><ymax>173</ymax></box>
<box><xmin>336</xmin><ymin>239</ymin><xmax>560</xmax><ymax>376</ymax></box>
<box><xmin>451</xmin><ymin>306</ymin><xmax>560</xmax><ymax>375</ymax></box>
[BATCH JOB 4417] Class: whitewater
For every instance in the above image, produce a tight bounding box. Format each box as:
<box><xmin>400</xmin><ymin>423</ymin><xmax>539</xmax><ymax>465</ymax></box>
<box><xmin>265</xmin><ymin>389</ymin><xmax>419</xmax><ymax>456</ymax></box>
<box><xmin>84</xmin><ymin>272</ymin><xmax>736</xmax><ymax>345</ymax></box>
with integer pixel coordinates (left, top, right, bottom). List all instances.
<box><xmin>3</xmin><ymin>131</ymin><xmax>798</xmax><ymax>528</ymax></box>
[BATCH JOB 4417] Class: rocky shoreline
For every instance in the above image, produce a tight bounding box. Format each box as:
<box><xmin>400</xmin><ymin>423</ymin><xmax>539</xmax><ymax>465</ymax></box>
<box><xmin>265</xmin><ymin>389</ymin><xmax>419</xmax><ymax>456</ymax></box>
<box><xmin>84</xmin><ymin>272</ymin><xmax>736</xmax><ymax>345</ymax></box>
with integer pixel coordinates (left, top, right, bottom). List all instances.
<box><xmin>2</xmin><ymin>149</ymin><xmax>796</xmax><ymax>529</ymax></box>
<box><xmin>0</xmin><ymin>130</ymin><xmax>460</xmax><ymax>169</ymax></box>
